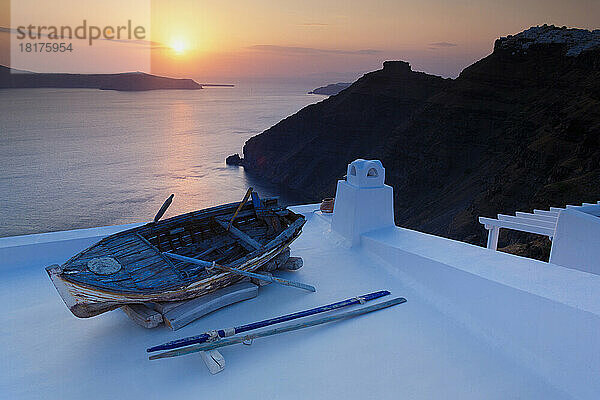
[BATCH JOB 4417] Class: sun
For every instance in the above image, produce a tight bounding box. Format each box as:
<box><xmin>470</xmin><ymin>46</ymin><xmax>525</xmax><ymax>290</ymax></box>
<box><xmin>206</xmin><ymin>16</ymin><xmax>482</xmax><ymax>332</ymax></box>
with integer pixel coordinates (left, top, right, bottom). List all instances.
<box><xmin>170</xmin><ymin>39</ymin><xmax>187</xmax><ymax>55</ymax></box>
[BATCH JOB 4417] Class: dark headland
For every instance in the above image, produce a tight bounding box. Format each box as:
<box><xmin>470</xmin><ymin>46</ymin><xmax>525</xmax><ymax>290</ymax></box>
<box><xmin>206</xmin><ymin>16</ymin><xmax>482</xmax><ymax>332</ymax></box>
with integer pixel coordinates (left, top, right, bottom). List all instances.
<box><xmin>309</xmin><ymin>82</ymin><xmax>351</xmax><ymax>95</ymax></box>
<box><xmin>229</xmin><ymin>25</ymin><xmax>600</xmax><ymax>259</ymax></box>
<box><xmin>0</xmin><ymin>65</ymin><xmax>202</xmax><ymax>91</ymax></box>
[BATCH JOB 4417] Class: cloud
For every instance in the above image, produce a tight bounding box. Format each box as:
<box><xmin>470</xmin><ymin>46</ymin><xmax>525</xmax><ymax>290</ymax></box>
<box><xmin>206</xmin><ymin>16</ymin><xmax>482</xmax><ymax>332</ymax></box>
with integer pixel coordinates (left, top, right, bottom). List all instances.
<box><xmin>429</xmin><ymin>41</ymin><xmax>458</xmax><ymax>48</ymax></box>
<box><xmin>248</xmin><ymin>45</ymin><xmax>381</xmax><ymax>56</ymax></box>
<box><xmin>299</xmin><ymin>23</ymin><xmax>329</xmax><ymax>27</ymax></box>
<box><xmin>107</xmin><ymin>38</ymin><xmax>166</xmax><ymax>49</ymax></box>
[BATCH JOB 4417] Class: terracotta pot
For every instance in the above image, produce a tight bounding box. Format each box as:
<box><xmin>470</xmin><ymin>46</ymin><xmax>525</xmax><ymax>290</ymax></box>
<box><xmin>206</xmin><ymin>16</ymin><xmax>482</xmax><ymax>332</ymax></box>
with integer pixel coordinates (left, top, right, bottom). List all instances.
<box><xmin>320</xmin><ymin>198</ymin><xmax>335</xmax><ymax>213</ymax></box>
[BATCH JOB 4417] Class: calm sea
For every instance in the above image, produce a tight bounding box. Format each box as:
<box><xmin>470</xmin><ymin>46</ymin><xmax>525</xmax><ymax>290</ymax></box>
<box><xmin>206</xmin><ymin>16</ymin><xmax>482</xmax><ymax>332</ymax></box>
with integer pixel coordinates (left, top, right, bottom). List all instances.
<box><xmin>0</xmin><ymin>84</ymin><xmax>322</xmax><ymax>237</ymax></box>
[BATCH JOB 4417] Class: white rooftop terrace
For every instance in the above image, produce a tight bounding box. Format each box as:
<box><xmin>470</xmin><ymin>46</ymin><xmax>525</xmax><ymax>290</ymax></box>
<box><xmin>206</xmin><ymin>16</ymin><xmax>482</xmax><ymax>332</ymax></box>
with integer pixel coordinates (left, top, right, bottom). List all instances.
<box><xmin>1</xmin><ymin>159</ymin><xmax>599</xmax><ymax>399</ymax></box>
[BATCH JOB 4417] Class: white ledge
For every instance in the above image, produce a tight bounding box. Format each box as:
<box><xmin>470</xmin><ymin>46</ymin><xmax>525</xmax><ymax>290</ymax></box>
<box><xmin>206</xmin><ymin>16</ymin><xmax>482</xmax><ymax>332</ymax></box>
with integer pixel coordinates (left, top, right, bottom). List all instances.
<box><xmin>362</xmin><ymin>225</ymin><xmax>600</xmax><ymax>316</ymax></box>
<box><xmin>0</xmin><ymin>222</ymin><xmax>143</xmax><ymax>249</ymax></box>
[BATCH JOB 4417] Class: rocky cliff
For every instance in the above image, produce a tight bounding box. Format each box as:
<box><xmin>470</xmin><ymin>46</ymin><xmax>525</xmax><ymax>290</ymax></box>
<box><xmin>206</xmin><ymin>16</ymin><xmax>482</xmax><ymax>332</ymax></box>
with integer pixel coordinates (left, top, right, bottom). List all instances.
<box><xmin>238</xmin><ymin>25</ymin><xmax>600</xmax><ymax>259</ymax></box>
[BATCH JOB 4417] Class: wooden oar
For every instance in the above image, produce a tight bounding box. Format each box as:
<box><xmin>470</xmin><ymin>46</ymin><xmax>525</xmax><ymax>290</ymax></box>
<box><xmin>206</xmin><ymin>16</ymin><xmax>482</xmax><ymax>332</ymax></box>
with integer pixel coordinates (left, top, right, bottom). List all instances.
<box><xmin>163</xmin><ymin>252</ymin><xmax>316</xmax><ymax>292</ymax></box>
<box><xmin>153</xmin><ymin>194</ymin><xmax>174</xmax><ymax>223</ymax></box>
<box><xmin>149</xmin><ymin>297</ymin><xmax>406</xmax><ymax>360</ymax></box>
<box><xmin>228</xmin><ymin>187</ymin><xmax>253</xmax><ymax>230</ymax></box>
<box><xmin>147</xmin><ymin>290</ymin><xmax>391</xmax><ymax>352</ymax></box>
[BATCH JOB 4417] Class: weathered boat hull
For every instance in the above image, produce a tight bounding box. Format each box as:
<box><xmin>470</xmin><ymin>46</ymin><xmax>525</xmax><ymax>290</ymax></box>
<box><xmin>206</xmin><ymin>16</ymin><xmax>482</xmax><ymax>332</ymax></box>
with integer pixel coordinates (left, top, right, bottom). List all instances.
<box><xmin>45</xmin><ymin>197</ymin><xmax>305</xmax><ymax>318</ymax></box>
<box><xmin>46</xmin><ymin>238</ymin><xmax>297</xmax><ymax>318</ymax></box>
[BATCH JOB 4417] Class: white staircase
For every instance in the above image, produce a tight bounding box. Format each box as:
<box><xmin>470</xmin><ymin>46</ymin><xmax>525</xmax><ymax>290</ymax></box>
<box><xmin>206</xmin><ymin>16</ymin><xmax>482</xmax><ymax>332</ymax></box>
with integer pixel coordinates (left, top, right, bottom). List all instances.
<box><xmin>480</xmin><ymin>201</ymin><xmax>600</xmax><ymax>274</ymax></box>
<box><xmin>479</xmin><ymin>201</ymin><xmax>600</xmax><ymax>250</ymax></box>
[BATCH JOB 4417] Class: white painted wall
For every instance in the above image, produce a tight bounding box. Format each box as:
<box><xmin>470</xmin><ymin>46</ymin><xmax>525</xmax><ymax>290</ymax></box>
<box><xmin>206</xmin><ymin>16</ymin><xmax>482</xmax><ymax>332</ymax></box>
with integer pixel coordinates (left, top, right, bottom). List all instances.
<box><xmin>362</xmin><ymin>227</ymin><xmax>600</xmax><ymax>400</ymax></box>
<box><xmin>550</xmin><ymin>208</ymin><xmax>600</xmax><ymax>274</ymax></box>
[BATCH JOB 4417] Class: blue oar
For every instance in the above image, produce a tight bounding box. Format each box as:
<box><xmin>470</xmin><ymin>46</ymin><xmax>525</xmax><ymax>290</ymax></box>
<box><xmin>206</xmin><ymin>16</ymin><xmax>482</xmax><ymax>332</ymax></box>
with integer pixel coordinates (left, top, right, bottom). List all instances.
<box><xmin>147</xmin><ymin>290</ymin><xmax>391</xmax><ymax>353</ymax></box>
<box><xmin>164</xmin><ymin>252</ymin><xmax>316</xmax><ymax>292</ymax></box>
<box><xmin>149</xmin><ymin>297</ymin><xmax>406</xmax><ymax>360</ymax></box>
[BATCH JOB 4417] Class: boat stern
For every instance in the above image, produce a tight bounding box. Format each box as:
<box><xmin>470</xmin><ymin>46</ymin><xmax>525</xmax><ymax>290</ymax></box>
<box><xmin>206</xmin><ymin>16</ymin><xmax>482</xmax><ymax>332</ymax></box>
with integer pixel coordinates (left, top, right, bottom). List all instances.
<box><xmin>45</xmin><ymin>264</ymin><xmax>79</xmax><ymax>314</ymax></box>
<box><xmin>45</xmin><ymin>265</ymin><xmax>117</xmax><ymax>318</ymax></box>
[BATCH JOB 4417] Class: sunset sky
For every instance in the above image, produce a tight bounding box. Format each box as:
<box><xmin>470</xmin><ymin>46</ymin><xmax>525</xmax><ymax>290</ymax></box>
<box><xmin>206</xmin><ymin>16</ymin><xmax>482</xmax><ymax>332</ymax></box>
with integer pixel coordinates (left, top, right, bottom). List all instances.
<box><xmin>1</xmin><ymin>0</ymin><xmax>599</xmax><ymax>82</ymax></box>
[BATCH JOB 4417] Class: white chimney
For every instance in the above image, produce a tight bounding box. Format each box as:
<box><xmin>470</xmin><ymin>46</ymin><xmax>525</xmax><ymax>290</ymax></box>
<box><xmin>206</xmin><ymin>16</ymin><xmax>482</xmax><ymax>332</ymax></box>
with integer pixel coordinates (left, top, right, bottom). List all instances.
<box><xmin>331</xmin><ymin>159</ymin><xmax>395</xmax><ymax>246</ymax></box>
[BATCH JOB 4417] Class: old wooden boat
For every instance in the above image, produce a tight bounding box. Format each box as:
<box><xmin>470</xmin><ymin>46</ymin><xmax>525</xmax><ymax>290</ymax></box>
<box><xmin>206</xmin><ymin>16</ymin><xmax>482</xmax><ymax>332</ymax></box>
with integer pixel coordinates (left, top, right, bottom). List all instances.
<box><xmin>46</xmin><ymin>193</ymin><xmax>306</xmax><ymax>318</ymax></box>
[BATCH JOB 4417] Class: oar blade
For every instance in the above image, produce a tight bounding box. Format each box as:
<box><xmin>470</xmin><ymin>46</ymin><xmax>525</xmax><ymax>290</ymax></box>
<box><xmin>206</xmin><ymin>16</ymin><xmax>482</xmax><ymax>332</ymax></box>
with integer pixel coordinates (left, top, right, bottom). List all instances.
<box><xmin>272</xmin><ymin>276</ymin><xmax>316</xmax><ymax>292</ymax></box>
<box><xmin>220</xmin><ymin>265</ymin><xmax>316</xmax><ymax>292</ymax></box>
<box><xmin>154</xmin><ymin>194</ymin><xmax>174</xmax><ymax>223</ymax></box>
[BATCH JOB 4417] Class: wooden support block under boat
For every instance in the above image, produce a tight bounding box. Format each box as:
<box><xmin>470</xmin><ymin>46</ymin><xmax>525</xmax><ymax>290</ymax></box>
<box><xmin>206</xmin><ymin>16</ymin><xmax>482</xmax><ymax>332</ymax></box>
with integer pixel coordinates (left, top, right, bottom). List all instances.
<box><xmin>121</xmin><ymin>304</ymin><xmax>163</xmax><ymax>329</ymax></box>
<box><xmin>121</xmin><ymin>282</ymin><xmax>260</xmax><ymax>330</ymax></box>
<box><xmin>162</xmin><ymin>282</ymin><xmax>259</xmax><ymax>331</ymax></box>
<box><xmin>257</xmin><ymin>248</ymin><xmax>303</xmax><ymax>271</ymax></box>
<box><xmin>151</xmin><ymin>299</ymin><xmax>188</xmax><ymax>315</ymax></box>
<box><xmin>261</xmin><ymin>248</ymin><xmax>291</xmax><ymax>271</ymax></box>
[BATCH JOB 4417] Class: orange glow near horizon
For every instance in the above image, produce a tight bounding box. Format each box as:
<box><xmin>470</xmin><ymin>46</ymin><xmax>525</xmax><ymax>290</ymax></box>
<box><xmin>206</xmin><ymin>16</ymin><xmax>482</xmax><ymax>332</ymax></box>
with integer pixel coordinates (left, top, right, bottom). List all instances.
<box><xmin>1</xmin><ymin>0</ymin><xmax>599</xmax><ymax>80</ymax></box>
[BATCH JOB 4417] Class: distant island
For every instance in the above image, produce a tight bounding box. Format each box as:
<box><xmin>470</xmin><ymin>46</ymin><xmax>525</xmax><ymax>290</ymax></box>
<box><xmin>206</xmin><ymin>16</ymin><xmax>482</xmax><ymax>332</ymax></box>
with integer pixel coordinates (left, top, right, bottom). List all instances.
<box><xmin>230</xmin><ymin>25</ymin><xmax>600</xmax><ymax>260</ymax></box>
<box><xmin>0</xmin><ymin>65</ymin><xmax>202</xmax><ymax>91</ymax></box>
<box><xmin>308</xmin><ymin>82</ymin><xmax>351</xmax><ymax>95</ymax></box>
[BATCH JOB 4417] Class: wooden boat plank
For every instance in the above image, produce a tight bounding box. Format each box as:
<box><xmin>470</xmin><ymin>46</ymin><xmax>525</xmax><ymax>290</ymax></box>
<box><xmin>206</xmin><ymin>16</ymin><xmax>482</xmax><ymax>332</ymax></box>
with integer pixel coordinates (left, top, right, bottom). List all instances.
<box><xmin>69</xmin><ymin>265</ymin><xmax>180</xmax><ymax>293</ymax></box>
<box><xmin>184</xmin><ymin>226</ymin><xmax>196</xmax><ymax>244</ymax></box>
<box><xmin>98</xmin><ymin>240</ymin><xmax>152</xmax><ymax>257</ymax></box>
<box><xmin>63</xmin><ymin>234</ymin><xmax>180</xmax><ymax>291</ymax></box>
<box><xmin>177</xmin><ymin>241</ymin><xmax>231</xmax><ymax>261</ymax></box>
<box><xmin>194</xmin><ymin>243</ymin><xmax>223</xmax><ymax>258</ymax></box>
<box><xmin>214</xmin><ymin>218</ymin><xmax>261</xmax><ymax>250</ymax></box>
<box><xmin>126</xmin><ymin>258</ymin><xmax>174</xmax><ymax>275</ymax></box>
<box><xmin>130</xmin><ymin>268</ymin><xmax>184</xmax><ymax>288</ymax></box>
<box><xmin>101</xmin><ymin>235</ymin><xmax>141</xmax><ymax>248</ymax></box>
<box><xmin>63</xmin><ymin>270</ymin><xmax>142</xmax><ymax>291</ymax></box>
<box><xmin>213</xmin><ymin>245</ymin><xmax>246</xmax><ymax>265</ymax></box>
<box><xmin>135</xmin><ymin>233</ymin><xmax>185</xmax><ymax>277</ymax></box>
<box><xmin>123</xmin><ymin>256</ymin><xmax>169</xmax><ymax>272</ymax></box>
<box><xmin>127</xmin><ymin>270</ymin><xmax>176</xmax><ymax>287</ymax></box>
<box><xmin>239</xmin><ymin>226</ymin><xmax>269</xmax><ymax>243</ymax></box>
<box><xmin>99</xmin><ymin>245</ymin><xmax>150</xmax><ymax>259</ymax></box>
<box><xmin>64</xmin><ymin>252</ymin><xmax>151</xmax><ymax>272</ymax></box>
<box><xmin>64</xmin><ymin>239</ymin><xmax>152</xmax><ymax>266</ymax></box>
